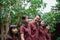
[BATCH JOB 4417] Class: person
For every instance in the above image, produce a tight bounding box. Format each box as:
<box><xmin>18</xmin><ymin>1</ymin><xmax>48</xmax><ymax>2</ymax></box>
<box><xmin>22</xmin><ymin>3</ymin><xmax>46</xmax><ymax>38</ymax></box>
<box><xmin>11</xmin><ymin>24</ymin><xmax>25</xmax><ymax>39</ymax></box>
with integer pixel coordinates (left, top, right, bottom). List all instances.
<box><xmin>30</xmin><ymin>15</ymin><xmax>41</xmax><ymax>40</ymax></box>
<box><xmin>38</xmin><ymin>20</ymin><xmax>51</xmax><ymax>40</ymax></box>
<box><xmin>6</xmin><ymin>25</ymin><xmax>19</xmax><ymax>40</ymax></box>
<box><xmin>38</xmin><ymin>20</ymin><xmax>47</xmax><ymax>40</ymax></box>
<box><xmin>20</xmin><ymin>15</ymin><xmax>31</xmax><ymax>40</ymax></box>
<box><xmin>45</xmin><ymin>24</ymin><xmax>51</xmax><ymax>40</ymax></box>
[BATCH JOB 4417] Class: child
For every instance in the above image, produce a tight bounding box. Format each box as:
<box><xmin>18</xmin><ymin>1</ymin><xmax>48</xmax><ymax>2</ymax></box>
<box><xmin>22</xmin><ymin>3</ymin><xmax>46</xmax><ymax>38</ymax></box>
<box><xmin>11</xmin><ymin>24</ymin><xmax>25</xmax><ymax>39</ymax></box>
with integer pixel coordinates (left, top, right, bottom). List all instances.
<box><xmin>6</xmin><ymin>25</ymin><xmax>19</xmax><ymax>40</ymax></box>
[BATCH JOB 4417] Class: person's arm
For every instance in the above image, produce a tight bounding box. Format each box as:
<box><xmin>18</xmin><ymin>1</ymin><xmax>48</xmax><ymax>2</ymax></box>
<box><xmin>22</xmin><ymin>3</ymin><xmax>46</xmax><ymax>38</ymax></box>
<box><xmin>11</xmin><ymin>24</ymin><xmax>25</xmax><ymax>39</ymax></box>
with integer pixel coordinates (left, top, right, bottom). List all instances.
<box><xmin>20</xmin><ymin>25</ymin><xmax>25</xmax><ymax>40</ymax></box>
<box><xmin>6</xmin><ymin>35</ymin><xmax>12</xmax><ymax>40</ymax></box>
<box><xmin>21</xmin><ymin>34</ymin><xmax>25</xmax><ymax>40</ymax></box>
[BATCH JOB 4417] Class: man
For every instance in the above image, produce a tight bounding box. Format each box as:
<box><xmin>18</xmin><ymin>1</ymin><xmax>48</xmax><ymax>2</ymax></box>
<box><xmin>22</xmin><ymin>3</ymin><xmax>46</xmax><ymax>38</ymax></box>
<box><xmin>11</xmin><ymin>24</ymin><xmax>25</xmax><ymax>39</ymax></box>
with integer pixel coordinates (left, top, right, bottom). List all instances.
<box><xmin>20</xmin><ymin>15</ymin><xmax>31</xmax><ymax>40</ymax></box>
<box><xmin>30</xmin><ymin>15</ymin><xmax>41</xmax><ymax>40</ymax></box>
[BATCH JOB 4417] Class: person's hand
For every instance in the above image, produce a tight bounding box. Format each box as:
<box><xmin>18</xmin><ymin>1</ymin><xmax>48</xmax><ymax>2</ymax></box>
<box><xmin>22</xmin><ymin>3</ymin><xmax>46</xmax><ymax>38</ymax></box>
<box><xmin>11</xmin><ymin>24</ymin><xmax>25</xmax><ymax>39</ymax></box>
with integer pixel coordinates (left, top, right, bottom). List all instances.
<box><xmin>40</xmin><ymin>26</ymin><xmax>43</xmax><ymax>29</ymax></box>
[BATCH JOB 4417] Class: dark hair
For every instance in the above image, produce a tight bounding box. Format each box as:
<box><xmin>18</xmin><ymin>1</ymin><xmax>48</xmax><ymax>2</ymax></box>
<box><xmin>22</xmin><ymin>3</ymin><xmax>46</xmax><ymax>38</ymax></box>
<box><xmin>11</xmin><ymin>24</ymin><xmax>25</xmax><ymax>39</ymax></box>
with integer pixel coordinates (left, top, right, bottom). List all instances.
<box><xmin>43</xmin><ymin>24</ymin><xmax>48</xmax><ymax>29</ymax></box>
<box><xmin>39</xmin><ymin>20</ymin><xmax>44</xmax><ymax>26</ymax></box>
<box><xmin>35</xmin><ymin>14</ymin><xmax>41</xmax><ymax>18</ymax></box>
<box><xmin>22</xmin><ymin>15</ymin><xmax>27</xmax><ymax>20</ymax></box>
<box><xmin>21</xmin><ymin>15</ymin><xmax>28</xmax><ymax>28</ymax></box>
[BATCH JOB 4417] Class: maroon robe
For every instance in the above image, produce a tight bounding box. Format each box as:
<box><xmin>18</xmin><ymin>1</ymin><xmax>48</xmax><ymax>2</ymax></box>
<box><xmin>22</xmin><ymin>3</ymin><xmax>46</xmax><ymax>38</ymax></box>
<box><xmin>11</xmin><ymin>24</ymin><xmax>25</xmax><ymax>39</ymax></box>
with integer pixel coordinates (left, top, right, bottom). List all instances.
<box><xmin>39</xmin><ymin>27</ymin><xmax>51</xmax><ymax>40</ymax></box>
<box><xmin>30</xmin><ymin>22</ymin><xmax>39</xmax><ymax>40</ymax></box>
<box><xmin>39</xmin><ymin>27</ymin><xmax>47</xmax><ymax>40</ymax></box>
<box><xmin>20</xmin><ymin>23</ymin><xmax>31</xmax><ymax>40</ymax></box>
<box><xmin>6</xmin><ymin>35</ymin><xmax>18</xmax><ymax>40</ymax></box>
<box><xmin>45</xmin><ymin>29</ymin><xmax>51</xmax><ymax>40</ymax></box>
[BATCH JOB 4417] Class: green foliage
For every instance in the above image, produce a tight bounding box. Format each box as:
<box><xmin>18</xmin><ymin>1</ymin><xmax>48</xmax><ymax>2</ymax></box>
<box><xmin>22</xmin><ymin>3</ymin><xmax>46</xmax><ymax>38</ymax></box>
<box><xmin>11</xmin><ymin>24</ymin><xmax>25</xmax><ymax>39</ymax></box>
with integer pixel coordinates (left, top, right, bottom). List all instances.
<box><xmin>55</xmin><ymin>13</ymin><xmax>60</xmax><ymax>23</ymax></box>
<box><xmin>56</xmin><ymin>0</ymin><xmax>60</xmax><ymax>9</ymax></box>
<box><xmin>0</xmin><ymin>0</ymin><xmax>43</xmax><ymax>25</ymax></box>
<box><xmin>56</xmin><ymin>0</ymin><xmax>60</xmax><ymax>3</ymax></box>
<box><xmin>56</xmin><ymin>37</ymin><xmax>60</xmax><ymax>40</ymax></box>
<box><xmin>41</xmin><ymin>8</ymin><xmax>60</xmax><ymax>33</ymax></box>
<box><xmin>0</xmin><ymin>0</ymin><xmax>60</xmax><ymax>33</ymax></box>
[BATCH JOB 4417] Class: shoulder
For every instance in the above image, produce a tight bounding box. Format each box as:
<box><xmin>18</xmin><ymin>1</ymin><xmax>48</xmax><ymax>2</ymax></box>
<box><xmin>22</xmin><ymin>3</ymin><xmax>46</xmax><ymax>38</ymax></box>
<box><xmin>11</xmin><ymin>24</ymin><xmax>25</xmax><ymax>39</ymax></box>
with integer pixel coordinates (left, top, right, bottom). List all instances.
<box><xmin>29</xmin><ymin>22</ymin><xmax>33</xmax><ymax>27</ymax></box>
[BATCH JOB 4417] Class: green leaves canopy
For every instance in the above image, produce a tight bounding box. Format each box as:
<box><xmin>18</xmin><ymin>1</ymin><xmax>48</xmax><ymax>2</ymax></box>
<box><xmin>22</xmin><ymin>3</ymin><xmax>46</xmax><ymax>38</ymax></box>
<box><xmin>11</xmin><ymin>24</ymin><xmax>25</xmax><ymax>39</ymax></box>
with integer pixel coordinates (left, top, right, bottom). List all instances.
<box><xmin>0</xmin><ymin>0</ymin><xmax>43</xmax><ymax>25</ymax></box>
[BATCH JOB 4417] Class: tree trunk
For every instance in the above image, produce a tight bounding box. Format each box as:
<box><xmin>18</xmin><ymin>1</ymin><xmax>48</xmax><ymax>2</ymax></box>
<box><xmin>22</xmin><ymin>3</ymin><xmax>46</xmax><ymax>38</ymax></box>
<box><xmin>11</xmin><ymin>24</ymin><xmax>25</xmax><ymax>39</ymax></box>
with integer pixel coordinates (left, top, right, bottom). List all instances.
<box><xmin>0</xmin><ymin>24</ymin><xmax>4</xmax><ymax>40</ymax></box>
<box><xmin>17</xmin><ymin>16</ymin><xmax>20</xmax><ymax>26</ymax></box>
<box><xmin>5</xmin><ymin>12</ymin><xmax>10</xmax><ymax>40</ymax></box>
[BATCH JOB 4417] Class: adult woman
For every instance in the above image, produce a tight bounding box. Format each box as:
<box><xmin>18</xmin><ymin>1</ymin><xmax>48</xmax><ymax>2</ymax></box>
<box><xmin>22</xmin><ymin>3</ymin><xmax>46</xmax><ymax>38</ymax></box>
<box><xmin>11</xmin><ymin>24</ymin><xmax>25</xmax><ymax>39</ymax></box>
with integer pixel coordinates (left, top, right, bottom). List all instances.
<box><xmin>20</xmin><ymin>15</ymin><xmax>31</xmax><ymax>40</ymax></box>
<box><xmin>45</xmin><ymin>24</ymin><xmax>51</xmax><ymax>40</ymax></box>
<box><xmin>6</xmin><ymin>25</ymin><xmax>19</xmax><ymax>40</ymax></box>
<box><xmin>38</xmin><ymin>20</ymin><xmax>51</xmax><ymax>40</ymax></box>
<box><xmin>38</xmin><ymin>20</ymin><xmax>47</xmax><ymax>40</ymax></box>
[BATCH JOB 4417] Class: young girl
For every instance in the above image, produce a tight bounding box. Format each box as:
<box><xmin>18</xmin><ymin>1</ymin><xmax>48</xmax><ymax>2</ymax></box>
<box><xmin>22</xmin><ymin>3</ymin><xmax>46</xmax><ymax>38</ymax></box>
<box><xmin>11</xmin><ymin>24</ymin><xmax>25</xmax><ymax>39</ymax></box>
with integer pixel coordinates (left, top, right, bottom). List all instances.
<box><xmin>20</xmin><ymin>15</ymin><xmax>31</xmax><ymax>40</ymax></box>
<box><xmin>6</xmin><ymin>25</ymin><xmax>19</xmax><ymax>40</ymax></box>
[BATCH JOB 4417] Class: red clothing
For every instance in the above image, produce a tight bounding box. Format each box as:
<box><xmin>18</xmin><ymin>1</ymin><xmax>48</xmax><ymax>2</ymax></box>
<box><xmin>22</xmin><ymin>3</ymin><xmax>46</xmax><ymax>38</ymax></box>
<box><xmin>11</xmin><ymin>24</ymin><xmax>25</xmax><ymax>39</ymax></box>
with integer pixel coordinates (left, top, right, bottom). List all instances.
<box><xmin>30</xmin><ymin>22</ymin><xmax>39</xmax><ymax>40</ymax></box>
<box><xmin>39</xmin><ymin>28</ymin><xmax>51</xmax><ymax>40</ymax></box>
<box><xmin>45</xmin><ymin>29</ymin><xmax>51</xmax><ymax>40</ymax></box>
<box><xmin>39</xmin><ymin>28</ymin><xmax>47</xmax><ymax>40</ymax></box>
<box><xmin>20</xmin><ymin>23</ymin><xmax>31</xmax><ymax>40</ymax></box>
<box><xmin>13</xmin><ymin>35</ymin><xmax>18</xmax><ymax>40</ymax></box>
<box><xmin>6</xmin><ymin>35</ymin><xmax>18</xmax><ymax>40</ymax></box>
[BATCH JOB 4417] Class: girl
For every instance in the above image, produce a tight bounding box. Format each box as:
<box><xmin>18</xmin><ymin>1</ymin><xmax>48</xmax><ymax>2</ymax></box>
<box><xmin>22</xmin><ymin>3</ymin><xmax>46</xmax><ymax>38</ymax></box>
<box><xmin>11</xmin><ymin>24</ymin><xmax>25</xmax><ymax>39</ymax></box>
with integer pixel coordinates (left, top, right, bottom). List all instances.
<box><xmin>20</xmin><ymin>15</ymin><xmax>31</xmax><ymax>40</ymax></box>
<box><xmin>6</xmin><ymin>25</ymin><xmax>19</xmax><ymax>40</ymax></box>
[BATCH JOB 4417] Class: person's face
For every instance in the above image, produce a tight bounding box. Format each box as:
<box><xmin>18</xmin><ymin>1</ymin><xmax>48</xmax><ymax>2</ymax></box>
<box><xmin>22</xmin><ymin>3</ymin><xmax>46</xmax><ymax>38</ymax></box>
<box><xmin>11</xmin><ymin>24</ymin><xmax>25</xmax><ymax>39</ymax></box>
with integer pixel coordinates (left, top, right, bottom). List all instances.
<box><xmin>12</xmin><ymin>28</ymin><xmax>18</xmax><ymax>34</ymax></box>
<box><xmin>25</xmin><ymin>16</ymin><xmax>29</xmax><ymax>23</ymax></box>
<box><xmin>46</xmin><ymin>25</ymin><xmax>50</xmax><ymax>30</ymax></box>
<box><xmin>40</xmin><ymin>21</ymin><xmax>45</xmax><ymax>26</ymax></box>
<box><xmin>34</xmin><ymin>15</ymin><xmax>40</xmax><ymax>22</ymax></box>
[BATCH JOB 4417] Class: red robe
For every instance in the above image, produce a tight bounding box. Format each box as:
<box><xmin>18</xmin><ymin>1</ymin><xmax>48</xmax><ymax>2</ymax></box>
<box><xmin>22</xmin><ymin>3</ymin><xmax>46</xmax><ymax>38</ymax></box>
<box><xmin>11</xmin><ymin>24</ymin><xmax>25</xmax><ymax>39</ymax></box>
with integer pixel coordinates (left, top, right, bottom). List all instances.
<box><xmin>20</xmin><ymin>23</ymin><xmax>31</xmax><ymax>40</ymax></box>
<box><xmin>6</xmin><ymin>35</ymin><xmax>18</xmax><ymax>40</ymax></box>
<box><xmin>30</xmin><ymin>22</ymin><xmax>39</xmax><ymax>40</ymax></box>
<box><xmin>39</xmin><ymin>27</ymin><xmax>47</xmax><ymax>40</ymax></box>
<box><xmin>39</xmin><ymin>27</ymin><xmax>51</xmax><ymax>40</ymax></box>
<box><xmin>45</xmin><ymin>29</ymin><xmax>51</xmax><ymax>40</ymax></box>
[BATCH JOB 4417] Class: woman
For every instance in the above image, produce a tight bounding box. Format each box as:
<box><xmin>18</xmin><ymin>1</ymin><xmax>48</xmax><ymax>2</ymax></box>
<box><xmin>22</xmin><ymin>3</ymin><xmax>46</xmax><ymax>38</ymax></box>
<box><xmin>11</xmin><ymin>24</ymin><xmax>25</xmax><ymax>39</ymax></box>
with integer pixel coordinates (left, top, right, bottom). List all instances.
<box><xmin>38</xmin><ymin>20</ymin><xmax>47</xmax><ymax>40</ymax></box>
<box><xmin>45</xmin><ymin>24</ymin><xmax>51</xmax><ymax>40</ymax></box>
<box><xmin>39</xmin><ymin>20</ymin><xmax>51</xmax><ymax>40</ymax></box>
<box><xmin>20</xmin><ymin>15</ymin><xmax>31</xmax><ymax>40</ymax></box>
<box><xmin>6</xmin><ymin>25</ymin><xmax>19</xmax><ymax>40</ymax></box>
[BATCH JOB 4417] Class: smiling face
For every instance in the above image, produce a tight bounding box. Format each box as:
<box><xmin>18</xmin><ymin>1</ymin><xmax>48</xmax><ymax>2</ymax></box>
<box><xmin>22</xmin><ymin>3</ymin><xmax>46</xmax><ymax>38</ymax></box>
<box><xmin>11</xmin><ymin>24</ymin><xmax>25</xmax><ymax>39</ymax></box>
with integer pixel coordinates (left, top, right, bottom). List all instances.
<box><xmin>46</xmin><ymin>25</ymin><xmax>50</xmax><ymax>30</ymax></box>
<box><xmin>25</xmin><ymin>16</ymin><xmax>29</xmax><ymax>23</ymax></box>
<box><xmin>12</xmin><ymin>27</ymin><xmax>18</xmax><ymax>34</ymax></box>
<box><xmin>34</xmin><ymin>15</ymin><xmax>41</xmax><ymax>23</ymax></box>
<box><xmin>40</xmin><ymin>20</ymin><xmax>45</xmax><ymax>26</ymax></box>
<box><xmin>22</xmin><ymin>15</ymin><xmax>29</xmax><ymax>23</ymax></box>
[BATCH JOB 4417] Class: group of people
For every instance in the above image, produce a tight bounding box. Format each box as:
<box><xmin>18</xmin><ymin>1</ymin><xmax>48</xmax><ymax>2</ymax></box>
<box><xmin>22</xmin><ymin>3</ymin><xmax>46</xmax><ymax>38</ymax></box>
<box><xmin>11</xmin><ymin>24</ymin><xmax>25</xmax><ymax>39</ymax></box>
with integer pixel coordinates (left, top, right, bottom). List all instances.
<box><xmin>6</xmin><ymin>15</ymin><xmax>51</xmax><ymax>40</ymax></box>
